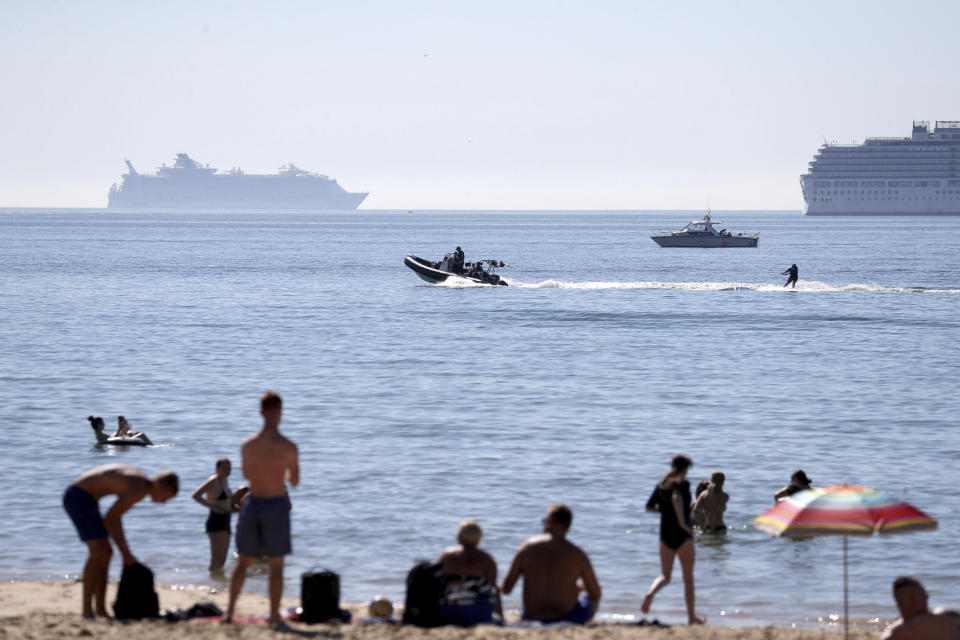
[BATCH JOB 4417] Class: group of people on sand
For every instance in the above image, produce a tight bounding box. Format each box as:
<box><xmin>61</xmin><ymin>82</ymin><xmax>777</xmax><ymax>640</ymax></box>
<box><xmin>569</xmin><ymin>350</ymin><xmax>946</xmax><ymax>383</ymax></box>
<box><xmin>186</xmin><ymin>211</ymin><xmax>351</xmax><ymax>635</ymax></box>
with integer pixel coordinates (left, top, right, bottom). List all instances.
<box><xmin>67</xmin><ymin>391</ymin><xmax>297</xmax><ymax>624</ymax></box>
<box><xmin>65</xmin><ymin>395</ymin><xmax>954</xmax><ymax>635</ymax></box>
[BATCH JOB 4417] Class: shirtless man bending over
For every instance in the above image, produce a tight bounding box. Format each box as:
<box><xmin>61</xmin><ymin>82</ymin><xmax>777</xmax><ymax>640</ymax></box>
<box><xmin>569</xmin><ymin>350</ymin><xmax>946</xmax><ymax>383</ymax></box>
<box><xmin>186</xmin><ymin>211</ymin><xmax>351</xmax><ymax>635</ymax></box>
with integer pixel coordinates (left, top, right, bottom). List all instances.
<box><xmin>223</xmin><ymin>391</ymin><xmax>299</xmax><ymax>626</ymax></box>
<box><xmin>62</xmin><ymin>464</ymin><xmax>178</xmax><ymax>618</ymax></box>
<box><xmin>881</xmin><ymin>576</ymin><xmax>960</xmax><ymax>640</ymax></box>
<box><xmin>501</xmin><ymin>503</ymin><xmax>602</xmax><ymax>624</ymax></box>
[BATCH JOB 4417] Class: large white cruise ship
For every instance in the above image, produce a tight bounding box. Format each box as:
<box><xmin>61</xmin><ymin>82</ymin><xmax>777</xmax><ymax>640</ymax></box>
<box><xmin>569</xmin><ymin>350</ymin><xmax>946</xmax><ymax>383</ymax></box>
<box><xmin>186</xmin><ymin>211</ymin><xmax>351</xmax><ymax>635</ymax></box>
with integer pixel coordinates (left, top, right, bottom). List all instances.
<box><xmin>800</xmin><ymin>121</ymin><xmax>960</xmax><ymax>215</ymax></box>
<box><xmin>108</xmin><ymin>154</ymin><xmax>367</xmax><ymax>210</ymax></box>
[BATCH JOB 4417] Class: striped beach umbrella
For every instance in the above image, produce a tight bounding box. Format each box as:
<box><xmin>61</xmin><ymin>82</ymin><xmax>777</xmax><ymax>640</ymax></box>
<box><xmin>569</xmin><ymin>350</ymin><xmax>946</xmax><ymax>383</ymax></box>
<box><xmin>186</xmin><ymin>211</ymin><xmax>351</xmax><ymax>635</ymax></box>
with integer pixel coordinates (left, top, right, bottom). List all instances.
<box><xmin>754</xmin><ymin>485</ymin><xmax>937</xmax><ymax>639</ymax></box>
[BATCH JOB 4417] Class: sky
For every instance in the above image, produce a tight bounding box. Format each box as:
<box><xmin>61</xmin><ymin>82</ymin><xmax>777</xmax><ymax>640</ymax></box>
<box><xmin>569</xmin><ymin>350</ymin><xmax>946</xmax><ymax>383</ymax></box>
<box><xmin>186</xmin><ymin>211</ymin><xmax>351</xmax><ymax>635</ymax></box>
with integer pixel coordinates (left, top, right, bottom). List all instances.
<box><xmin>2</xmin><ymin>0</ymin><xmax>960</xmax><ymax>210</ymax></box>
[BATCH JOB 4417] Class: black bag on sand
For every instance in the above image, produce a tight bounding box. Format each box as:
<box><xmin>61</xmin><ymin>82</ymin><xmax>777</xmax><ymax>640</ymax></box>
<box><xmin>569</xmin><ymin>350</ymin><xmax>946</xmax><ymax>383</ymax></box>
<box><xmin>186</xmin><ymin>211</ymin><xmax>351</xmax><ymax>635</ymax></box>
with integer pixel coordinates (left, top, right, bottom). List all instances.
<box><xmin>113</xmin><ymin>563</ymin><xmax>160</xmax><ymax>620</ymax></box>
<box><xmin>402</xmin><ymin>561</ymin><xmax>445</xmax><ymax>628</ymax></box>
<box><xmin>301</xmin><ymin>569</ymin><xmax>341</xmax><ymax>623</ymax></box>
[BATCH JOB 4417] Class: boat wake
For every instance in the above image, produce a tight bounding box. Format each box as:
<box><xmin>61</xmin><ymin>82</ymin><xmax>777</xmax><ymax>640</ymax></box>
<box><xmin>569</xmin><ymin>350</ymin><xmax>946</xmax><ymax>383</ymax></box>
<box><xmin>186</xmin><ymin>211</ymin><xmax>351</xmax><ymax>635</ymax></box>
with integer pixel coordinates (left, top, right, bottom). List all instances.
<box><xmin>506</xmin><ymin>279</ymin><xmax>960</xmax><ymax>293</ymax></box>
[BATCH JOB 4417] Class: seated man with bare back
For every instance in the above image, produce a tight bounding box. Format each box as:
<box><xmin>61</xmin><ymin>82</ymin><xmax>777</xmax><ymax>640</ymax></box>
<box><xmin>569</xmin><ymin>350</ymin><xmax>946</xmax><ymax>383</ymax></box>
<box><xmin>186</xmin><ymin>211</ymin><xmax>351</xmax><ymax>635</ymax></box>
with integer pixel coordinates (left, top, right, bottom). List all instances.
<box><xmin>223</xmin><ymin>391</ymin><xmax>299</xmax><ymax>627</ymax></box>
<box><xmin>882</xmin><ymin>576</ymin><xmax>960</xmax><ymax>640</ymax></box>
<box><xmin>62</xmin><ymin>464</ymin><xmax>178</xmax><ymax>618</ymax></box>
<box><xmin>501</xmin><ymin>503</ymin><xmax>602</xmax><ymax>624</ymax></box>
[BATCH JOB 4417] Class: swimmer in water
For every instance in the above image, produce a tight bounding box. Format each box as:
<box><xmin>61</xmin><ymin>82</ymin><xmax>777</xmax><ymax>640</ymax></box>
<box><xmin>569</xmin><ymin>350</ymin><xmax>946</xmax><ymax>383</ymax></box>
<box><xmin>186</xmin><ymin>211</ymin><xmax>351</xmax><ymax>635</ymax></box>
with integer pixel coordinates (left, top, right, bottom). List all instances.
<box><xmin>88</xmin><ymin>416</ymin><xmax>152</xmax><ymax>446</ymax></box>
<box><xmin>113</xmin><ymin>416</ymin><xmax>153</xmax><ymax>445</ymax></box>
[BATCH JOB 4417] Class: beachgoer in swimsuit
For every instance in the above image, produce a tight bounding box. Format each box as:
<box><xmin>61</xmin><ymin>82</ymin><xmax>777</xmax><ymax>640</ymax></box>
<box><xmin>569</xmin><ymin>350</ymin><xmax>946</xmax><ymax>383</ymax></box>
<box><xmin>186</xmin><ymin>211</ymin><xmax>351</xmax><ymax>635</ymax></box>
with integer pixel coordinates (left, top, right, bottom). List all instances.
<box><xmin>642</xmin><ymin>454</ymin><xmax>704</xmax><ymax>625</ymax></box>
<box><xmin>774</xmin><ymin>469</ymin><xmax>812</xmax><ymax>501</ymax></box>
<box><xmin>223</xmin><ymin>391</ymin><xmax>299</xmax><ymax>626</ymax></box>
<box><xmin>63</xmin><ymin>464</ymin><xmax>178</xmax><ymax>618</ymax></box>
<box><xmin>501</xmin><ymin>503</ymin><xmax>602</xmax><ymax>624</ymax></box>
<box><xmin>192</xmin><ymin>458</ymin><xmax>241</xmax><ymax>571</ymax></box>
<box><xmin>781</xmin><ymin>264</ymin><xmax>799</xmax><ymax>288</ymax></box>
<box><xmin>438</xmin><ymin>519</ymin><xmax>502</xmax><ymax>625</ymax></box>
<box><xmin>690</xmin><ymin>471</ymin><xmax>728</xmax><ymax>534</ymax></box>
<box><xmin>112</xmin><ymin>416</ymin><xmax>153</xmax><ymax>445</ymax></box>
<box><xmin>88</xmin><ymin>416</ymin><xmax>151</xmax><ymax>446</ymax></box>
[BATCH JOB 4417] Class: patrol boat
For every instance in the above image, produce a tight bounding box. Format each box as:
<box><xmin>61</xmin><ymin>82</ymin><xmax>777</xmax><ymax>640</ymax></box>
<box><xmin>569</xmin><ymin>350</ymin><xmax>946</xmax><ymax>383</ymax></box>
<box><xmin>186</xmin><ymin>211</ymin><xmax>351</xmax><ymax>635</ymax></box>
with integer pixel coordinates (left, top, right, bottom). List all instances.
<box><xmin>650</xmin><ymin>210</ymin><xmax>758</xmax><ymax>247</ymax></box>
<box><xmin>404</xmin><ymin>254</ymin><xmax>508</xmax><ymax>286</ymax></box>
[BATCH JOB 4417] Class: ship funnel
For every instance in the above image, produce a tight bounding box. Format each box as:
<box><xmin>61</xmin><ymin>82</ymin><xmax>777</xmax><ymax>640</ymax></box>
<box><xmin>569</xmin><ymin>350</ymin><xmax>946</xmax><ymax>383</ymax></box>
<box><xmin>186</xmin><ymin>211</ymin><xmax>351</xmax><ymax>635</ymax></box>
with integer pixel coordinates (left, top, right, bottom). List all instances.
<box><xmin>124</xmin><ymin>159</ymin><xmax>138</xmax><ymax>176</ymax></box>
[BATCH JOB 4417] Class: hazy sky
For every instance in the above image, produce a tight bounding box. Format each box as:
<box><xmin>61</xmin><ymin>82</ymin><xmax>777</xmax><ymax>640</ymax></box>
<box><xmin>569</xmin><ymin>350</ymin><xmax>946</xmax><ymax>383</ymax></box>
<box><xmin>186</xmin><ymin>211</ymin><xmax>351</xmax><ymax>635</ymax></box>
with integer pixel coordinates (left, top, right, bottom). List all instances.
<box><xmin>3</xmin><ymin>0</ymin><xmax>959</xmax><ymax>209</ymax></box>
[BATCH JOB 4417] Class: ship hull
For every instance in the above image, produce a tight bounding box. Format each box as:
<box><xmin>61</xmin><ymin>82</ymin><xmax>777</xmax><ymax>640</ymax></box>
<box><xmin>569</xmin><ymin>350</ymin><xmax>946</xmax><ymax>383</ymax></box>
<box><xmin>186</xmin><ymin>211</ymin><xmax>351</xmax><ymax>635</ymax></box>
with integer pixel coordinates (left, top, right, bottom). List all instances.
<box><xmin>651</xmin><ymin>235</ymin><xmax>758</xmax><ymax>247</ymax></box>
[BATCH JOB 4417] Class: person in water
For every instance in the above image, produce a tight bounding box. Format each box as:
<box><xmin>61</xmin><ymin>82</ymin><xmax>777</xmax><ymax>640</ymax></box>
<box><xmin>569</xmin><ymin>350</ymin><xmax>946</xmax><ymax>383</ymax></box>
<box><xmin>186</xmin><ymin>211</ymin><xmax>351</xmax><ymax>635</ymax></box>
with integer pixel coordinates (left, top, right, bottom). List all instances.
<box><xmin>881</xmin><ymin>576</ymin><xmax>960</xmax><ymax>639</ymax></box>
<box><xmin>192</xmin><ymin>458</ymin><xmax>242</xmax><ymax>571</ymax></box>
<box><xmin>62</xmin><ymin>464</ymin><xmax>178</xmax><ymax>618</ymax></box>
<box><xmin>774</xmin><ymin>469</ymin><xmax>812</xmax><ymax>501</ymax></box>
<box><xmin>781</xmin><ymin>263</ymin><xmax>799</xmax><ymax>288</ymax></box>
<box><xmin>88</xmin><ymin>416</ymin><xmax>151</xmax><ymax>445</ymax></box>
<box><xmin>691</xmin><ymin>471</ymin><xmax>728</xmax><ymax>534</ymax></box>
<box><xmin>223</xmin><ymin>391</ymin><xmax>299</xmax><ymax>626</ymax></box>
<box><xmin>438</xmin><ymin>519</ymin><xmax>502</xmax><ymax>625</ymax></box>
<box><xmin>501</xmin><ymin>503</ymin><xmax>602</xmax><ymax>624</ymax></box>
<box><xmin>642</xmin><ymin>454</ymin><xmax>704</xmax><ymax>625</ymax></box>
<box><xmin>112</xmin><ymin>416</ymin><xmax>153</xmax><ymax>445</ymax></box>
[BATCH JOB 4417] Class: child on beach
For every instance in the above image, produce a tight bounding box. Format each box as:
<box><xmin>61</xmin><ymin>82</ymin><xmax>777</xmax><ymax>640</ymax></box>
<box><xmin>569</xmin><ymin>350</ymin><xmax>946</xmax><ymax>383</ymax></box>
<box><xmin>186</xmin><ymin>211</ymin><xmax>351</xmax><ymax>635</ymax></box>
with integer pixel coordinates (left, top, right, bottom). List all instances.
<box><xmin>62</xmin><ymin>464</ymin><xmax>178</xmax><ymax>618</ymax></box>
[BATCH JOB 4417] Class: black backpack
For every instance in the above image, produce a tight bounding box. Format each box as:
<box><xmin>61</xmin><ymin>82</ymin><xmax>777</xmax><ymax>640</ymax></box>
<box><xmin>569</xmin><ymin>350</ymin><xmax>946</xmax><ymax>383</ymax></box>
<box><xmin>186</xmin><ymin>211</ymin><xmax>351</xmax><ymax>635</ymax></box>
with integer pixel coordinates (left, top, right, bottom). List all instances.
<box><xmin>301</xmin><ymin>569</ymin><xmax>341</xmax><ymax>623</ymax></box>
<box><xmin>113</xmin><ymin>563</ymin><xmax>159</xmax><ymax>620</ymax></box>
<box><xmin>402</xmin><ymin>561</ymin><xmax>445</xmax><ymax>627</ymax></box>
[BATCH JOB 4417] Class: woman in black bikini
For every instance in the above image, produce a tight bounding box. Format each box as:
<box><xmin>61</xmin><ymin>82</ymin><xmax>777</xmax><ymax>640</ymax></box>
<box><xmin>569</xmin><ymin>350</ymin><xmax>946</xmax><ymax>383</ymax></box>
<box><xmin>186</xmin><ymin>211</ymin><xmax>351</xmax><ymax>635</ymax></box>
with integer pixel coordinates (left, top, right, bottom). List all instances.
<box><xmin>192</xmin><ymin>458</ymin><xmax>238</xmax><ymax>571</ymax></box>
<box><xmin>641</xmin><ymin>454</ymin><xmax>703</xmax><ymax>624</ymax></box>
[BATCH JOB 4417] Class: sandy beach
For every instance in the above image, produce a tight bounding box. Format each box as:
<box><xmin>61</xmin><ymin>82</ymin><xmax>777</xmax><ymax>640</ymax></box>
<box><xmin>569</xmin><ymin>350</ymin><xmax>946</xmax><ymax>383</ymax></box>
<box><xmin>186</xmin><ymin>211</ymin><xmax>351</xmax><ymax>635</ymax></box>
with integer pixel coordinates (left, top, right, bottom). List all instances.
<box><xmin>0</xmin><ymin>581</ymin><xmax>880</xmax><ymax>639</ymax></box>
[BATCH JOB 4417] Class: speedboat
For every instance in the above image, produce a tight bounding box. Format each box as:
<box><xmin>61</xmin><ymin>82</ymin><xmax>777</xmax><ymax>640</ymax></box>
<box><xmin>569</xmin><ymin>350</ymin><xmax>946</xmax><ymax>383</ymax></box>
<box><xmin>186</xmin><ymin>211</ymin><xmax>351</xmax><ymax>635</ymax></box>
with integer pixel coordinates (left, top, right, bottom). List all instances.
<box><xmin>404</xmin><ymin>254</ymin><xmax>508</xmax><ymax>286</ymax></box>
<box><xmin>651</xmin><ymin>209</ymin><xmax>759</xmax><ymax>247</ymax></box>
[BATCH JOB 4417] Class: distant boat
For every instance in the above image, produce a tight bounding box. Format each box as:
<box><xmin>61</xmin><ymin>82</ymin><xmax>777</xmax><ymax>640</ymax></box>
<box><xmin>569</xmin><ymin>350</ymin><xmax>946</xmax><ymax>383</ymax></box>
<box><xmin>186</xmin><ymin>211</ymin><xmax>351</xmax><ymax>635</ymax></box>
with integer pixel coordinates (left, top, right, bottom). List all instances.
<box><xmin>107</xmin><ymin>153</ymin><xmax>367</xmax><ymax>210</ymax></box>
<box><xmin>801</xmin><ymin>120</ymin><xmax>960</xmax><ymax>215</ymax></box>
<box><xmin>650</xmin><ymin>209</ymin><xmax>759</xmax><ymax>247</ymax></box>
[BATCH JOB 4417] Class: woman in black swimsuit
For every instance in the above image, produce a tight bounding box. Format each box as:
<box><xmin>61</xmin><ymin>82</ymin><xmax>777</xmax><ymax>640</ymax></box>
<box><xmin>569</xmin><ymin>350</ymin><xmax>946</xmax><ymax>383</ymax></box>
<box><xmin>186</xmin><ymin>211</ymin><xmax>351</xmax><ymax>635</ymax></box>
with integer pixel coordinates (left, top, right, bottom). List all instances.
<box><xmin>192</xmin><ymin>458</ymin><xmax>236</xmax><ymax>571</ymax></box>
<box><xmin>641</xmin><ymin>454</ymin><xmax>703</xmax><ymax>624</ymax></box>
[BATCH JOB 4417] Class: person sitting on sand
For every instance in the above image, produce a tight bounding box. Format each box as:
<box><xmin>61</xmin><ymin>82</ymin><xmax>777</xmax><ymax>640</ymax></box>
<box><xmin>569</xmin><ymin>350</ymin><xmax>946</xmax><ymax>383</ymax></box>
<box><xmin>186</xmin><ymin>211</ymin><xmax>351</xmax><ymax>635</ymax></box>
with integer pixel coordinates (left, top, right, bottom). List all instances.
<box><xmin>881</xmin><ymin>576</ymin><xmax>960</xmax><ymax>639</ymax></box>
<box><xmin>62</xmin><ymin>464</ymin><xmax>178</xmax><ymax>618</ymax></box>
<box><xmin>112</xmin><ymin>416</ymin><xmax>153</xmax><ymax>445</ymax></box>
<box><xmin>88</xmin><ymin>416</ymin><xmax>152</xmax><ymax>446</ymax></box>
<box><xmin>691</xmin><ymin>471</ymin><xmax>728</xmax><ymax>534</ymax></box>
<box><xmin>774</xmin><ymin>469</ymin><xmax>812</xmax><ymax>501</ymax></box>
<box><xmin>501</xmin><ymin>503</ymin><xmax>602</xmax><ymax>624</ymax></box>
<box><xmin>437</xmin><ymin>519</ymin><xmax>502</xmax><ymax>625</ymax></box>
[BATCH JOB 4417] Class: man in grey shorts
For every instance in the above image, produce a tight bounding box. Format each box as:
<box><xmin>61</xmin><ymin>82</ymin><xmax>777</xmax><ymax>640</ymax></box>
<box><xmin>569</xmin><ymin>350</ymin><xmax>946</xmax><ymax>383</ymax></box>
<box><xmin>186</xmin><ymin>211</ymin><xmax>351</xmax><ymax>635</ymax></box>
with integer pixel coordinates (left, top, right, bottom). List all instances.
<box><xmin>223</xmin><ymin>391</ymin><xmax>300</xmax><ymax>626</ymax></box>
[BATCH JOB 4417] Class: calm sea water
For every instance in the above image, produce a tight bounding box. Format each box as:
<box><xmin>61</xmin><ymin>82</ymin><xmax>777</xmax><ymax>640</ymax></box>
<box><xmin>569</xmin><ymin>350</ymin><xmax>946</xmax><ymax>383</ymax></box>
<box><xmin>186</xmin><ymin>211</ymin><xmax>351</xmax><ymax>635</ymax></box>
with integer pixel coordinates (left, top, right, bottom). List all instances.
<box><xmin>0</xmin><ymin>208</ymin><xmax>958</xmax><ymax>629</ymax></box>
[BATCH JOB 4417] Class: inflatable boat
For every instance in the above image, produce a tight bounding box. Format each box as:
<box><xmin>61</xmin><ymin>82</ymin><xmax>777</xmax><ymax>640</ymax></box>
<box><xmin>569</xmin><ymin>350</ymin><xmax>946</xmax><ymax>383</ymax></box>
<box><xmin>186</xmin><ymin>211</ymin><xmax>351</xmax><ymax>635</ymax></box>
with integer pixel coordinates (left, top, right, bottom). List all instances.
<box><xmin>404</xmin><ymin>254</ymin><xmax>508</xmax><ymax>286</ymax></box>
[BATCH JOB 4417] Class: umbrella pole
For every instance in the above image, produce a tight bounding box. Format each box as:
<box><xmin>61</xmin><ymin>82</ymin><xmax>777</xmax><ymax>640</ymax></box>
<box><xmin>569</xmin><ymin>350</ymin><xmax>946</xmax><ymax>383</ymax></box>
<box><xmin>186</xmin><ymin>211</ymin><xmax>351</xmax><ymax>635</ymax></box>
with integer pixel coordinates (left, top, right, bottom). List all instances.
<box><xmin>843</xmin><ymin>535</ymin><xmax>849</xmax><ymax>640</ymax></box>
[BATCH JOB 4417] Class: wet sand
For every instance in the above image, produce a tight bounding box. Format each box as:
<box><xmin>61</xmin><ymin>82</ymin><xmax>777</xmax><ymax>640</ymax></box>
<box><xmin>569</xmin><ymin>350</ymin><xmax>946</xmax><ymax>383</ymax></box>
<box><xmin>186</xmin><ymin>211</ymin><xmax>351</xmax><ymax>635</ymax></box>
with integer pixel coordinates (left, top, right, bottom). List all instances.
<box><xmin>0</xmin><ymin>580</ymin><xmax>880</xmax><ymax>639</ymax></box>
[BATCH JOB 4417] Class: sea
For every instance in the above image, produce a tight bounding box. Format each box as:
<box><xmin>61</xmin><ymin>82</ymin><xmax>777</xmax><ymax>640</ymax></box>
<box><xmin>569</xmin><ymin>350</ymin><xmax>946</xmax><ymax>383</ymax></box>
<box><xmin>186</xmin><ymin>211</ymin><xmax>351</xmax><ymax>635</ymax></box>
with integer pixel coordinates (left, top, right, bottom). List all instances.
<box><xmin>0</xmin><ymin>208</ymin><xmax>958</xmax><ymax>631</ymax></box>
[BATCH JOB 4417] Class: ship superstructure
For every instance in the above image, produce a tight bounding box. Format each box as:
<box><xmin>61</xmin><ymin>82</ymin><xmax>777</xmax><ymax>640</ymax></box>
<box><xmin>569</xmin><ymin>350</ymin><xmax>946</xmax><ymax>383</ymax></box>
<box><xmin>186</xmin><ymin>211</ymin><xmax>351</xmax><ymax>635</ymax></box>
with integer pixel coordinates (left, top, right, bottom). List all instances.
<box><xmin>800</xmin><ymin>121</ymin><xmax>960</xmax><ymax>215</ymax></box>
<box><xmin>108</xmin><ymin>154</ymin><xmax>367</xmax><ymax>210</ymax></box>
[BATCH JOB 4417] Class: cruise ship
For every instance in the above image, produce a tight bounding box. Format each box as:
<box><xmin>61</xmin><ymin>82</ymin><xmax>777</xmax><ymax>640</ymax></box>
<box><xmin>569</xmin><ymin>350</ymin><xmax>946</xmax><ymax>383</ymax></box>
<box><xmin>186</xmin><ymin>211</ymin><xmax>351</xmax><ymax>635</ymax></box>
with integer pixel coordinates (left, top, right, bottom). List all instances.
<box><xmin>800</xmin><ymin>121</ymin><xmax>960</xmax><ymax>215</ymax></box>
<box><xmin>107</xmin><ymin>154</ymin><xmax>367</xmax><ymax>210</ymax></box>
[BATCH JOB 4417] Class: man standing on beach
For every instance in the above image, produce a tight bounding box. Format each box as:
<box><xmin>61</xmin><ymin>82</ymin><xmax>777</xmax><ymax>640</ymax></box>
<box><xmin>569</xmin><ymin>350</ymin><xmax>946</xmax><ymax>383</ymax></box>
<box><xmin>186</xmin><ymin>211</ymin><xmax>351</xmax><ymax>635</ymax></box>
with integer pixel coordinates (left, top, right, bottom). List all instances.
<box><xmin>223</xmin><ymin>391</ymin><xmax>299</xmax><ymax>626</ymax></box>
<box><xmin>501</xmin><ymin>503</ymin><xmax>602</xmax><ymax>624</ymax></box>
<box><xmin>62</xmin><ymin>464</ymin><xmax>179</xmax><ymax>618</ymax></box>
<box><xmin>881</xmin><ymin>576</ymin><xmax>960</xmax><ymax>639</ymax></box>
